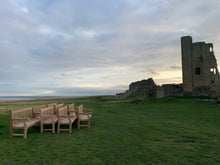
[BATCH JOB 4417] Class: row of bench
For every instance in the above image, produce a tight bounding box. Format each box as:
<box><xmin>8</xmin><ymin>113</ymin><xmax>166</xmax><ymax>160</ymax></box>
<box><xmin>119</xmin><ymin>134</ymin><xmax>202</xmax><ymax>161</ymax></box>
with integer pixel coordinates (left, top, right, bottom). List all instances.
<box><xmin>10</xmin><ymin>103</ymin><xmax>93</xmax><ymax>138</ymax></box>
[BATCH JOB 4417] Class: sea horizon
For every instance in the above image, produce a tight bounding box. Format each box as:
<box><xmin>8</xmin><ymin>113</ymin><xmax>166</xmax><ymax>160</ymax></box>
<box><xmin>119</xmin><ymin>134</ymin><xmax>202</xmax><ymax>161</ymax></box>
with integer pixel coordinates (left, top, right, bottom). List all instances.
<box><xmin>0</xmin><ymin>96</ymin><xmax>63</xmax><ymax>101</ymax></box>
<box><xmin>0</xmin><ymin>95</ymin><xmax>109</xmax><ymax>101</ymax></box>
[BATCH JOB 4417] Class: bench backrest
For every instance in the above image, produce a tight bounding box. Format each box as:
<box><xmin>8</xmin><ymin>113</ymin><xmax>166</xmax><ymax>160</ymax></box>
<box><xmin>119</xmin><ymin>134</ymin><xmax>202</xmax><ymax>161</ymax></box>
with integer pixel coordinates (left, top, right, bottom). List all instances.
<box><xmin>68</xmin><ymin>103</ymin><xmax>75</xmax><ymax>115</ymax></box>
<box><xmin>40</xmin><ymin>106</ymin><xmax>56</xmax><ymax>120</ymax></box>
<box><xmin>58</xmin><ymin>106</ymin><xmax>68</xmax><ymax>122</ymax></box>
<box><xmin>54</xmin><ymin>103</ymin><xmax>64</xmax><ymax>115</ymax></box>
<box><xmin>78</xmin><ymin>104</ymin><xmax>84</xmax><ymax>115</ymax></box>
<box><xmin>68</xmin><ymin>103</ymin><xmax>74</xmax><ymax>111</ymax></box>
<box><xmin>47</xmin><ymin>103</ymin><xmax>57</xmax><ymax>107</ymax></box>
<box><xmin>11</xmin><ymin>107</ymin><xmax>33</xmax><ymax>125</ymax></box>
<box><xmin>57</xmin><ymin>103</ymin><xmax>64</xmax><ymax>109</ymax></box>
<box><xmin>32</xmin><ymin>104</ymin><xmax>48</xmax><ymax>114</ymax></box>
<box><xmin>58</xmin><ymin>106</ymin><xmax>68</xmax><ymax>116</ymax></box>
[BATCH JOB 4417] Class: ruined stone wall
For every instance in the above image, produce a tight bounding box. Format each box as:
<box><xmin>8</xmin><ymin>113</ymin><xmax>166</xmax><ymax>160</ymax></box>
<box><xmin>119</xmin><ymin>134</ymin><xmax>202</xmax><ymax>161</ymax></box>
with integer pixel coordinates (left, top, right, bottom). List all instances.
<box><xmin>129</xmin><ymin>78</ymin><xmax>157</xmax><ymax>91</ymax></box>
<box><xmin>181</xmin><ymin>36</ymin><xmax>193</xmax><ymax>95</ymax></box>
<box><xmin>156</xmin><ymin>84</ymin><xmax>183</xmax><ymax>99</ymax></box>
<box><xmin>181</xmin><ymin>36</ymin><xmax>220</xmax><ymax>97</ymax></box>
<box><xmin>117</xmin><ymin>78</ymin><xmax>183</xmax><ymax>99</ymax></box>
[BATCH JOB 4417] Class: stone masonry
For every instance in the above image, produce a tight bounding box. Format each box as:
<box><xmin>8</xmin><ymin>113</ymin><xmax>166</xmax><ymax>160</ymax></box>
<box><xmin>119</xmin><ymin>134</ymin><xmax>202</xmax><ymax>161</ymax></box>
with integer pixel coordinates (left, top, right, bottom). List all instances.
<box><xmin>181</xmin><ymin>36</ymin><xmax>220</xmax><ymax>97</ymax></box>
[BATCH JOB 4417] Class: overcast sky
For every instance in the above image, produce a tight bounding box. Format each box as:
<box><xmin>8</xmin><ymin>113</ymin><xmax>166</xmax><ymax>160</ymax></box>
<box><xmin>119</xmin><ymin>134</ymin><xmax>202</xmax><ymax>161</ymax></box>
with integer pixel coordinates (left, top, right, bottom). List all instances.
<box><xmin>1</xmin><ymin>0</ymin><xmax>220</xmax><ymax>96</ymax></box>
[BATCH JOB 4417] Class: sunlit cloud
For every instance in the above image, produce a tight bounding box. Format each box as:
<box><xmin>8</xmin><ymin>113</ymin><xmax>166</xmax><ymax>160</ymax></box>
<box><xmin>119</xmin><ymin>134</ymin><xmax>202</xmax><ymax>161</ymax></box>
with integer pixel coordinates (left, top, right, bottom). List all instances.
<box><xmin>39</xmin><ymin>90</ymin><xmax>55</xmax><ymax>94</ymax></box>
<box><xmin>154</xmin><ymin>70</ymin><xmax>182</xmax><ymax>85</ymax></box>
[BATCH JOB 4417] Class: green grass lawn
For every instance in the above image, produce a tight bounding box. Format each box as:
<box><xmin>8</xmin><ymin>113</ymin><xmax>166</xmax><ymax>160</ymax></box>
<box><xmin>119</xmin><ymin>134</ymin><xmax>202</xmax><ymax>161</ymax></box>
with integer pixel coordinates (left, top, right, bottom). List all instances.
<box><xmin>0</xmin><ymin>96</ymin><xmax>220</xmax><ymax>165</ymax></box>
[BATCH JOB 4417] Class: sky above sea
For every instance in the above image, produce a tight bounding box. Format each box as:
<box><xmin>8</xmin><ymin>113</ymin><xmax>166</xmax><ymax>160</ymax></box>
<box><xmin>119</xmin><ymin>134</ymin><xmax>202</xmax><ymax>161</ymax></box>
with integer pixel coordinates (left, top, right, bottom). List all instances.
<box><xmin>1</xmin><ymin>0</ymin><xmax>220</xmax><ymax>96</ymax></box>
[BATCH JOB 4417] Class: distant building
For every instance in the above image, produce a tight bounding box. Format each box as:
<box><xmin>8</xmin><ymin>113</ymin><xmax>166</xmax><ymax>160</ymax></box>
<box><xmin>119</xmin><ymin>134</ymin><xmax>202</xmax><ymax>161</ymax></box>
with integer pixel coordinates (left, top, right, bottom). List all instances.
<box><xmin>181</xmin><ymin>36</ymin><xmax>220</xmax><ymax>97</ymax></box>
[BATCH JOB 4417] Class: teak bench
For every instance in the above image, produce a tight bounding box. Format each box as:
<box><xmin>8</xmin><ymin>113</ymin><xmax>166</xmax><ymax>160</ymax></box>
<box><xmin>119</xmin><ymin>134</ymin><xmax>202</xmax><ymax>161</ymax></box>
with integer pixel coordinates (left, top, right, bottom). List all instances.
<box><xmin>77</xmin><ymin>104</ymin><xmax>93</xmax><ymax>129</ymax></box>
<box><xmin>40</xmin><ymin>106</ymin><xmax>58</xmax><ymax>133</ymax></box>
<box><xmin>40</xmin><ymin>103</ymin><xmax>64</xmax><ymax>133</ymax></box>
<box><xmin>10</xmin><ymin>103</ymin><xmax>94</xmax><ymax>138</ymax></box>
<box><xmin>57</xmin><ymin>103</ymin><xmax>77</xmax><ymax>133</ymax></box>
<box><xmin>10</xmin><ymin>103</ymin><xmax>57</xmax><ymax>138</ymax></box>
<box><xmin>10</xmin><ymin>107</ymin><xmax>40</xmax><ymax>139</ymax></box>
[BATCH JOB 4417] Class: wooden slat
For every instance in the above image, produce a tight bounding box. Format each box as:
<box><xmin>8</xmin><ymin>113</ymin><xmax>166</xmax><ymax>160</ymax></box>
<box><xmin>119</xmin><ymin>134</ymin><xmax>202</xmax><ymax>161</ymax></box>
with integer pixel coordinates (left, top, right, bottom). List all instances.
<box><xmin>12</xmin><ymin>134</ymin><xmax>24</xmax><ymax>136</ymax></box>
<box><xmin>59</xmin><ymin>129</ymin><xmax>69</xmax><ymax>131</ymax></box>
<box><xmin>11</xmin><ymin>107</ymin><xmax>32</xmax><ymax>114</ymax></box>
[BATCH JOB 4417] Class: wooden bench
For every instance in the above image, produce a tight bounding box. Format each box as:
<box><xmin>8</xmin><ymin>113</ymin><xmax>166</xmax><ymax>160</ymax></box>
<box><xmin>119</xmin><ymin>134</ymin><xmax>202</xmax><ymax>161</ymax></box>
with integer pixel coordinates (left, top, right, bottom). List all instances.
<box><xmin>40</xmin><ymin>106</ymin><xmax>58</xmax><ymax>133</ymax></box>
<box><xmin>10</xmin><ymin>107</ymin><xmax>41</xmax><ymax>139</ymax></box>
<box><xmin>10</xmin><ymin>103</ymin><xmax>58</xmax><ymax>138</ymax></box>
<box><xmin>77</xmin><ymin>104</ymin><xmax>93</xmax><ymax>129</ymax></box>
<box><xmin>57</xmin><ymin>104</ymin><xmax>77</xmax><ymax>133</ymax></box>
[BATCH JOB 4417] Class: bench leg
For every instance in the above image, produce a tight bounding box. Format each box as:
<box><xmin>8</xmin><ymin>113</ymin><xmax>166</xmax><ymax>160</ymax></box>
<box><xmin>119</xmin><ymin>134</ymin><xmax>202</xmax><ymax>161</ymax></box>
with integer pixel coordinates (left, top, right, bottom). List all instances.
<box><xmin>57</xmin><ymin>123</ymin><xmax>60</xmax><ymax>133</ymax></box>
<box><xmin>41</xmin><ymin>122</ymin><xmax>43</xmax><ymax>133</ymax></box>
<box><xmin>52</xmin><ymin>122</ymin><xmax>55</xmax><ymax>133</ymax></box>
<box><xmin>78</xmin><ymin>119</ymin><xmax>80</xmax><ymax>129</ymax></box>
<box><xmin>23</xmin><ymin>125</ymin><xmax>27</xmax><ymax>139</ymax></box>
<box><xmin>69</xmin><ymin>123</ymin><xmax>72</xmax><ymax>133</ymax></box>
<box><xmin>10</xmin><ymin>126</ymin><xmax>13</xmax><ymax>138</ymax></box>
<box><xmin>88</xmin><ymin>120</ymin><xmax>91</xmax><ymax>129</ymax></box>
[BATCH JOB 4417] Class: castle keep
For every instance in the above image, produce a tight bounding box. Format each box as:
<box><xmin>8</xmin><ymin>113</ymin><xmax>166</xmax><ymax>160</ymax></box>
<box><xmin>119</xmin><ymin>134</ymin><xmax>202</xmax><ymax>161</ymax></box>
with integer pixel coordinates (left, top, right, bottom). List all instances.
<box><xmin>181</xmin><ymin>36</ymin><xmax>220</xmax><ymax>97</ymax></box>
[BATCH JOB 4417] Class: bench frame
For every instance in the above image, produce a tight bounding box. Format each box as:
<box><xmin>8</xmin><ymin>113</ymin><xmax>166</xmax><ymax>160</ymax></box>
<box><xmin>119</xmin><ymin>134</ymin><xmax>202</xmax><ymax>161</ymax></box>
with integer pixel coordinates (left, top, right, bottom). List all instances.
<box><xmin>10</xmin><ymin>103</ymin><xmax>57</xmax><ymax>138</ymax></box>
<box><xmin>57</xmin><ymin>104</ymin><xmax>77</xmax><ymax>133</ymax></box>
<box><xmin>10</xmin><ymin>107</ymin><xmax>40</xmax><ymax>139</ymax></box>
<box><xmin>77</xmin><ymin>104</ymin><xmax>93</xmax><ymax>129</ymax></box>
<box><xmin>40</xmin><ymin>105</ymin><xmax>58</xmax><ymax>133</ymax></box>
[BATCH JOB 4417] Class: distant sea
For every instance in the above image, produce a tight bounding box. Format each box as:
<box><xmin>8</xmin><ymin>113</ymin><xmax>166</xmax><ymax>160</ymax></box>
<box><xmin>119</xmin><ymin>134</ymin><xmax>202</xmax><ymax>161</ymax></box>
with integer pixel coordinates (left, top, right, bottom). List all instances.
<box><xmin>0</xmin><ymin>96</ymin><xmax>60</xmax><ymax>101</ymax></box>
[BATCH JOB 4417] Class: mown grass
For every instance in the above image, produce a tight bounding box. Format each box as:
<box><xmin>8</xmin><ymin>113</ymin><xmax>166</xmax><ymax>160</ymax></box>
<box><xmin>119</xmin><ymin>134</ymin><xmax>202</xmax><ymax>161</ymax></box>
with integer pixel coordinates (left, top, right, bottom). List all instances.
<box><xmin>0</xmin><ymin>96</ymin><xmax>220</xmax><ymax>165</ymax></box>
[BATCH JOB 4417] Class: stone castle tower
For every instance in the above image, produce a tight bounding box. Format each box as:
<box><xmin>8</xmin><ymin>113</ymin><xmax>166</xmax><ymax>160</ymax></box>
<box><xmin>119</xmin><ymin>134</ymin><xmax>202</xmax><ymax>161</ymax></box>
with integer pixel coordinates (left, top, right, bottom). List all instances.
<box><xmin>181</xmin><ymin>36</ymin><xmax>220</xmax><ymax>97</ymax></box>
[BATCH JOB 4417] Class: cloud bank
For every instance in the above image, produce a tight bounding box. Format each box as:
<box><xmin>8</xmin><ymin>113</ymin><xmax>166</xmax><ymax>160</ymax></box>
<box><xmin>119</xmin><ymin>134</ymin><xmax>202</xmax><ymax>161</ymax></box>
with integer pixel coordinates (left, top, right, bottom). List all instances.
<box><xmin>0</xmin><ymin>0</ymin><xmax>220</xmax><ymax>96</ymax></box>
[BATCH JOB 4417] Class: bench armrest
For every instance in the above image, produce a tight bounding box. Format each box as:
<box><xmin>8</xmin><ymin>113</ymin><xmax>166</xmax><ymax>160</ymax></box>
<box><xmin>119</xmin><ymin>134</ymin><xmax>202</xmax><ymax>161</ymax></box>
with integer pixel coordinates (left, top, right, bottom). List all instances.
<box><xmin>78</xmin><ymin>112</ymin><xmax>92</xmax><ymax>119</ymax></box>
<box><xmin>42</xmin><ymin>115</ymin><xmax>56</xmax><ymax>117</ymax></box>
<box><xmin>84</xmin><ymin>109</ymin><xmax>93</xmax><ymax>112</ymax></box>
<box><xmin>58</xmin><ymin>115</ymin><xmax>69</xmax><ymax>117</ymax></box>
<box><xmin>12</xmin><ymin>118</ymin><xmax>30</xmax><ymax>121</ymax></box>
<box><xmin>78</xmin><ymin>112</ymin><xmax>87</xmax><ymax>115</ymax></box>
<box><xmin>78</xmin><ymin>112</ymin><xmax>92</xmax><ymax>116</ymax></box>
<box><xmin>69</xmin><ymin>110</ymin><xmax>77</xmax><ymax>113</ymax></box>
<box><xmin>69</xmin><ymin>110</ymin><xmax>77</xmax><ymax>112</ymax></box>
<box><xmin>12</xmin><ymin>118</ymin><xmax>31</xmax><ymax>125</ymax></box>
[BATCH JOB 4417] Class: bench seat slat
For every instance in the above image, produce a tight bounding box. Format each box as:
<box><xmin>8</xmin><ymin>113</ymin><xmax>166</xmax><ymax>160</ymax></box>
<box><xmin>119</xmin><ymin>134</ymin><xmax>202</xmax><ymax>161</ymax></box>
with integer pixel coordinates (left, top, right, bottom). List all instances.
<box><xmin>13</xmin><ymin>118</ymin><xmax>40</xmax><ymax>128</ymax></box>
<box><xmin>79</xmin><ymin>114</ymin><xmax>92</xmax><ymax>121</ymax></box>
<box><xmin>59</xmin><ymin>116</ymin><xmax>77</xmax><ymax>124</ymax></box>
<box><xmin>43</xmin><ymin>117</ymin><xmax>58</xmax><ymax>124</ymax></box>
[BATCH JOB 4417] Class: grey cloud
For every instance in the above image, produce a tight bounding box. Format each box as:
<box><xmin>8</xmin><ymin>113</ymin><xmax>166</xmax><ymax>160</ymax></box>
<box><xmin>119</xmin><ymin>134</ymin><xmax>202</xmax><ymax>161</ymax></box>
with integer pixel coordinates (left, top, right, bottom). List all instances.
<box><xmin>169</xmin><ymin>65</ymin><xmax>181</xmax><ymax>70</ymax></box>
<box><xmin>0</xmin><ymin>0</ymin><xmax>220</xmax><ymax>96</ymax></box>
<box><xmin>73</xmin><ymin>76</ymin><xmax>84</xmax><ymax>80</ymax></box>
<box><xmin>52</xmin><ymin>87</ymin><xmax>121</xmax><ymax>96</ymax></box>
